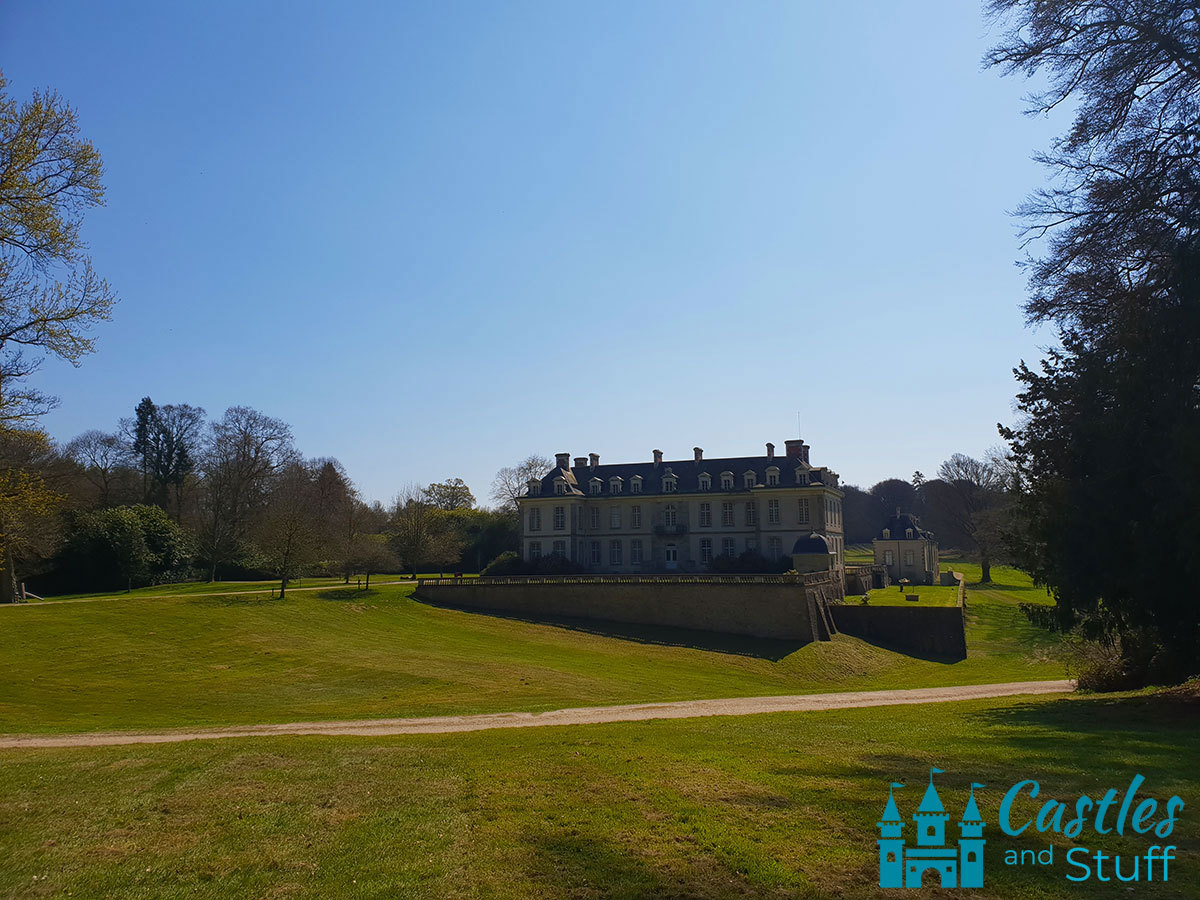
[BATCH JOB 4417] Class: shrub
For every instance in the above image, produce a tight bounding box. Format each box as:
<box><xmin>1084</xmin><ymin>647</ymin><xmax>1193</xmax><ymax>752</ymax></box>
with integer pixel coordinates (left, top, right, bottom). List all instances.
<box><xmin>481</xmin><ymin>551</ymin><xmax>522</xmax><ymax>576</ymax></box>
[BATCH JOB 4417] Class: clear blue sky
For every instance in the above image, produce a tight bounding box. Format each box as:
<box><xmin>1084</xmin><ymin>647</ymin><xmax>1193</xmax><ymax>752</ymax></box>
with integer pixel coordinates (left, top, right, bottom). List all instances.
<box><xmin>1</xmin><ymin>1</ymin><xmax>1059</xmax><ymax>504</ymax></box>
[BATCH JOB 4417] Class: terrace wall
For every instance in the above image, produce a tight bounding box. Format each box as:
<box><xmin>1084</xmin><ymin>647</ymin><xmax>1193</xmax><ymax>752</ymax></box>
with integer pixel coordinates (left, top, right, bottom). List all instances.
<box><xmin>414</xmin><ymin>574</ymin><xmax>838</xmax><ymax>643</ymax></box>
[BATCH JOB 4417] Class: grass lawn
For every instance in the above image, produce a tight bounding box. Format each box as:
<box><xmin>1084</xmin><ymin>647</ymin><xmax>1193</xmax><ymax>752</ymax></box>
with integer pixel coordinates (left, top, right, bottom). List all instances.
<box><xmin>0</xmin><ymin>689</ymin><xmax>1195</xmax><ymax>898</ymax></box>
<box><xmin>0</xmin><ymin>565</ymin><xmax>1063</xmax><ymax>734</ymax></box>
<box><xmin>857</xmin><ymin>584</ymin><xmax>962</xmax><ymax>607</ymax></box>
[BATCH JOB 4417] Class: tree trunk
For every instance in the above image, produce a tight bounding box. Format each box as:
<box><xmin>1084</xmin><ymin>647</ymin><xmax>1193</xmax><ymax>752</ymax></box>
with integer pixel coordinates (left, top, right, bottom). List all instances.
<box><xmin>210</xmin><ymin>561</ymin><xmax>217</xmax><ymax>583</ymax></box>
<box><xmin>365</xmin><ymin>571</ymin><xmax>371</xmax><ymax>589</ymax></box>
<box><xmin>0</xmin><ymin>549</ymin><xmax>17</xmax><ymax>604</ymax></box>
<box><xmin>279</xmin><ymin>575</ymin><xmax>287</xmax><ymax>599</ymax></box>
<box><xmin>980</xmin><ymin>554</ymin><xmax>992</xmax><ymax>584</ymax></box>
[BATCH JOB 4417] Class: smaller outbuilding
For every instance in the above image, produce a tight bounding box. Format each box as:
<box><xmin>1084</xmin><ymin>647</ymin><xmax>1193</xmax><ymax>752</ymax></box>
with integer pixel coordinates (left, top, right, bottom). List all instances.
<box><xmin>873</xmin><ymin>510</ymin><xmax>939</xmax><ymax>585</ymax></box>
<box><xmin>791</xmin><ymin>532</ymin><xmax>836</xmax><ymax>574</ymax></box>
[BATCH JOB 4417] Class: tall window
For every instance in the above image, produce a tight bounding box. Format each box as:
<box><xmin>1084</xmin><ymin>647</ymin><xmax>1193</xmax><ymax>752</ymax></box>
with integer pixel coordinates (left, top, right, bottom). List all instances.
<box><xmin>552</xmin><ymin>540</ymin><xmax>566</xmax><ymax>557</ymax></box>
<box><xmin>610</xmin><ymin>506</ymin><xmax>621</xmax><ymax>528</ymax></box>
<box><xmin>884</xmin><ymin>550</ymin><xmax>894</xmax><ymax>565</ymax></box>
<box><xmin>699</xmin><ymin>538</ymin><xmax>713</xmax><ymax>564</ymax></box>
<box><xmin>589</xmin><ymin>507</ymin><xmax>600</xmax><ymax>529</ymax></box>
<box><xmin>698</xmin><ymin>474</ymin><xmax>711</xmax><ymax>491</ymax></box>
<box><xmin>664</xmin><ymin>504</ymin><xmax>677</xmax><ymax>526</ymax></box>
<box><xmin>766</xmin><ymin>467</ymin><xmax>779</xmax><ymax>486</ymax></box>
<box><xmin>553</xmin><ymin>506</ymin><xmax>565</xmax><ymax>530</ymax></box>
<box><xmin>721</xmin><ymin>537</ymin><xmax>736</xmax><ymax>557</ymax></box>
<box><xmin>609</xmin><ymin>540</ymin><xmax>622</xmax><ymax>565</ymax></box>
<box><xmin>529</xmin><ymin>508</ymin><xmax>542</xmax><ymax>531</ymax></box>
<box><xmin>721</xmin><ymin>501</ymin><xmax>734</xmax><ymax>526</ymax></box>
<box><xmin>698</xmin><ymin>502</ymin><xmax>712</xmax><ymax>527</ymax></box>
<box><xmin>798</xmin><ymin>498</ymin><xmax>810</xmax><ymax>524</ymax></box>
<box><xmin>768</xmin><ymin>536</ymin><xmax>782</xmax><ymax>561</ymax></box>
<box><xmin>630</xmin><ymin>539</ymin><xmax>643</xmax><ymax>565</ymax></box>
<box><xmin>721</xmin><ymin>472</ymin><xmax>734</xmax><ymax>490</ymax></box>
<box><xmin>529</xmin><ymin>541</ymin><xmax>542</xmax><ymax>560</ymax></box>
<box><xmin>904</xmin><ymin>550</ymin><xmax>914</xmax><ymax>566</ymax></box>
<box><xmin>590</xmin><ymin>541</ymin><xmax>601</xmax><ymax>565</ymax></box>
<box><xmin>631</xmin><ymin>504</ymin><xmax>642</xmax><ymax>528</ymax></box>
<box><xmin>767</xmin><ymin>498</ymin><xmax>780</xmax><ymax>525</ymax></box>
<box><xmin>631</xmin><ymin>476</ymin><xmax>642</xmax><ymax>493</ymax></box>
<box><xmin>745</xmin><ymin>501</ymin><xmax>758</xmax><ymax>526</ymax></box>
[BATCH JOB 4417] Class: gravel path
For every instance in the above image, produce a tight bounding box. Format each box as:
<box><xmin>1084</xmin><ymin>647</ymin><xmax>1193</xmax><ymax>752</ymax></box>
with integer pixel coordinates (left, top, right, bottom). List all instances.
<box><xmin>0</xmin><ymin>680</ymin><xmax>1073</xmax><ymax>750</ymax></box>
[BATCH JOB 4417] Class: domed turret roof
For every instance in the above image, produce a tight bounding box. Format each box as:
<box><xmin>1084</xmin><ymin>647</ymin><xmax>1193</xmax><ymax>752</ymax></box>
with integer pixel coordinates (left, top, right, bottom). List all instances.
<box><xmin>791</xmin><ymin>532</ymin><xmax>831</xmax><ymax>555</ymax></box>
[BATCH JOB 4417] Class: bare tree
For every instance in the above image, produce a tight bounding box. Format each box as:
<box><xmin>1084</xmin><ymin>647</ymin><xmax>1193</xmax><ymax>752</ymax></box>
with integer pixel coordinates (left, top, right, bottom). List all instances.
<box><xmin>64</xmin><ymin>429</ymin><xmax>128</xmax><ymax>507</ymax></box>
<box><xmin>255</xmin><ymin>461</ymin><xmax>320</xmax><ymax>598</ymax></box>
<box><xmin>490</xmin><ymin>454</ymin><xmax>552</xmax><ymax>511</ymax></box>
<box><xmin>388</xmin><ymin>483</ymin><xmax>463</xmax><ymax>577</ymax></box>
<box><xmin>933</xmin><ymin>453</ymin><xmax>1009</xmax><ymax>583</ymax></box>
<box><xmin>0</xmin><ymin>76</ymin><xmax>117</xmax><ymax>422</ymax></box>
<box><xmin>198</xmin><ymin>406</ymin><xmax>294</xmax><ymax>581</ymax></box>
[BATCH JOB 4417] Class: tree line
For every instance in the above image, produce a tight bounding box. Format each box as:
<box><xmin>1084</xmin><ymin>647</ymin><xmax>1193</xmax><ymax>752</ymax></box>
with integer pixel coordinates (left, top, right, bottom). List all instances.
<box><xmin>0</xmin><ymin>397</ymin><xmax>538</xmax><ymax>597</ymax></box>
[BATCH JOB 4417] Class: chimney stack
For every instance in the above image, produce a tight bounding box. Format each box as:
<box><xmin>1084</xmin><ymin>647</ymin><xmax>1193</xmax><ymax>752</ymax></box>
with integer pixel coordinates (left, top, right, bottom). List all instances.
<box><xmin>574</xmin><ymin>457</ymin><xmax>588</xmax><ymax>468</ymax></box>
<box><xmin>555</xmin><ymin>452</ymin><xmax>570</xmax><ymax>469</ymax></box>
<box><xmin>766</xmin><ymin>442</ymin><xmax>775</xmax><ymax>459</ymax></box>
<box><xmin>694</xmin><ymin>447</ymin><xmax>703</xmax><ymax>462</ymax></box>
<box><xmin>785</xmin><ymin>439</ymin><xmax>808</xmax><ymax>463</ymax></box>
<box><xmin>589</xmin><ymin>453</ymin><xmax>599</xmax><ymax>468</ymax></box>
<box><xmin>653</xmin><ymin>449</ymin><xmax>663</xmax><ymax>466</ymax></box>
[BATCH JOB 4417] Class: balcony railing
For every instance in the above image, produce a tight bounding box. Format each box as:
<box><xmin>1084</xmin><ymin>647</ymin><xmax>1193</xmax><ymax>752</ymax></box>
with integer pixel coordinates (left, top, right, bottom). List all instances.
<box><xmin>653</xmin><ymin>523</ymin><xmax>688</xmax><ymax>536</ymax></box>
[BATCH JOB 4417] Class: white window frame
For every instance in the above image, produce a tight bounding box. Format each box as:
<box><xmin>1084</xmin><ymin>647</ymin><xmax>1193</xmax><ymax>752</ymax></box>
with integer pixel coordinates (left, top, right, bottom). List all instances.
<box><xmin>699</xmin><ymin>538</ymin><xmax>713</xmax><ymax>565</ymax></box>
<box><xmin>552</xmin><ymin>540</ymin><xmax>566</xmax><ymax>557</ymax></box>
<box><xmin>768</xmin><ymin>536</ymin><xmax>782</xmax><ymax>561</ymax></box>
<box><xmin>610</xmin><ymin>506</ymin><xmax>621</xmax><ymax>529</ymax></box>
<box><xmin>745</xmin><ymin>501</ymin><xmax>757</xmax><ymax>526</ymax></box>
<box><xmin>590</xmin><ymin>541</ymin><xmax>601</xmax><ymax>565</ymax></box>
<box><xmin>721</xmin><ymin>501</ymin><xmax>734</xmax><ymax>526</ymax></box>
<box><xmin>553</xmin><ymin>506</ymin><xmax>565</xmax><ymax>530</ymax></box>
<box><xmin>767</xmin><ymin>498</ymin><xmax>780</xmax><ymax>525</ymax></box>
<box><xmin>529</xmin><ymin>541</ymin><xmax>542</xmax><ymax>560</ymax></box>
<box><xmin>589</xmin><ymin>478</ymin><xmax>602</xmax><ymax>495</ymax></box>
<box><xmin>589</xmin><ymin>507</ymin><xmax>600</xmax><ymax>529</ymax></box>
<box><xmin>631</xmin><ymin>476</ymin><xmax>642</xmax><ymax>493</ymax></box>
<box><xmin>721</xmin><ymin>472</ymin><xmax>734</xmax><ymax>490</ymax></box>
<box><xmin>529</xmin><ymin>508</ymin><xmax>542</xmax><ymax>531</ymax></box>
<box><xmin>698</xmin><ymin>473</ymin><xmax>711</xmax><ymax>491</ymax></box>
<box><xmin>664</xmin><ymin>503</ymin><xmax>677</xmax><ymax>527</ymax></box>
<box><xmin>610</xmin><ymin>477</ymin><xmax>623</xmax><ymax>494</ymax></box>
<box><xmin>698</xmin><ymin>502</ymin><xmax>712</xmax><ymax>527</ymax></box>
<box><xmin>721</xmin><ymin>537</ymin><xmax>736</xmax><ymax>558</ymax></box>
<box><xmin>798</xmin><ymin>498</ymin><xmax>810</xmax><ymax>524</ymax></box>
<box><xmin>743</xmin><ymin>471</ymin><xmax>756</xmax><ymax>489</ymax></box>
<box><xmin>631</xmin><ymin>504</ymin><xmax>642</xmax><ymax>528</ymax></box>
<box><xmin>766</xmin><ymin>467</ymin><xmax>780</xmax><ymax>487</ymax></box>
<box><xmin>630</xmin><ymin>539</ymin><xmax>643</xmax><ymax>565</ymax></box>
<box><xmin>609</xmin><ymin>540</ymin><xmax>622</xmax><ymax>566</ymax></box>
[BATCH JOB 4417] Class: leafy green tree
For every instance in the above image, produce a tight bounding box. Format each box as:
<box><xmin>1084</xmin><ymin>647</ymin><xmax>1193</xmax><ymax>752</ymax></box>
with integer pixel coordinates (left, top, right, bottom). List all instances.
<box><xmin>988</xmin><ymin>1</ymin><xmax>1200</xmax><ymax>679</ymax></box>
<box><xmin>422</xmin><ymin>477</ymin><xmax>475</xmax><ymax>510</ymax></box>
<box><xmin>0</xmin><ymin>74</ymin><xmax>116</xmax><ymax>423</ymax></box>
<box><xmin>54</xmin><ymin>504</ymin><xmax>193</xmax><ymax>592</ymax></box>
<box><xmin>0</xmin><ymin>429</ymin><xmax>63</xmax><ymax>601</ymax></box>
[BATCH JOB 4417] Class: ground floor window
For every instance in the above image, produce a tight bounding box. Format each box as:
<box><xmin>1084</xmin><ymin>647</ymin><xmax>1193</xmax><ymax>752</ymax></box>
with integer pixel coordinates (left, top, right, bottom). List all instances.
<box><xmin>904</xmin><ymin>550</ymin><xmax>914</xmax><ymax>566</ymax></box>
<box><xmin>884</xmin><ymin>550</ymin><xmax>894</xmax><ymax>565</ymax></box>
<box><xmin>746</xmin><ymin>537</ymin><xmax>757</xmax><ymax>553</ymax></box>
<box><xmin>768</xmin><ymin>536</ymin><xmax>782</xmax><ymax>561</ymax></box>
<box><xmin>700</xmin><ymin>538</ymin><xmax>713</xmax><ymax>564</ymax></box>
<box><xmin>721</xmin><ymin>537</ymin><xmax>736</xmax><ymax>557</ymax></box>
<box><xmin>529</xmin><ymin>542</ymin><xmax>542</xmax><ymax>560</ymax></box>
<box><xmin>590</xmin><ymin>541</ymin><xmax>601</xmax><ymax>565</ymax></box>
<box><xmin>552</xmin><ymin>540</ymin><xmax>566</xmax><ymax>557</ymax></box>
<box><xmin>609</xmin><ymin>540</ymin><xmax>622</xmax><ymax>565</ymax></box>
<box><xmin>630</xmin><ymin>539</ymin><xmax>643</xmax><ymax>564</ymax></box>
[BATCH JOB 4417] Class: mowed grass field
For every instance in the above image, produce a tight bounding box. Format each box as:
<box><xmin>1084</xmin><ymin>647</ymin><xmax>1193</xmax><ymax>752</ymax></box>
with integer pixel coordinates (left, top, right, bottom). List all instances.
<box><xmin>0</xmin><ymin>563</ymin><xmax>1060</xmax><ymax>734</ymax></box>
<box><xmin>0</xmin><ymin>690</ymin><xmax>1196</xmax><ymax>898</ymax></box>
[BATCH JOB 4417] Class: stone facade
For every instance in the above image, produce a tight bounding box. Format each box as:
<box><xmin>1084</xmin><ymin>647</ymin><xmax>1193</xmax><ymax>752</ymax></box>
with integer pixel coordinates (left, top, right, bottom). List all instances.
<box><xmin>872</xmin><ymin>511</ymin><xmax>939</xmax><ymax>585</ymax></box>
<box><xmin>518</xmin><ymin>439</ymin><xmax>845</xmax><ymax>580</ymax></box>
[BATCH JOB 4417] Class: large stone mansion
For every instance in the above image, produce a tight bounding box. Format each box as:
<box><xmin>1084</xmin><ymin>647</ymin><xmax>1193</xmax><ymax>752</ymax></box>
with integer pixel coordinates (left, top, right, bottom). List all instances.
<box><xmin>518</xmin><ymin>438</ymin><xmax>845</xmax><ymax>576</ymax></box>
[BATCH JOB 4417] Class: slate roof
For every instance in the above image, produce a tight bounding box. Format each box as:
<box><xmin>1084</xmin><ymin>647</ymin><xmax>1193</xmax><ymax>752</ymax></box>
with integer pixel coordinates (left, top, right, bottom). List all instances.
<box><xmin>878</xmin><ymin>512</ymin><xmax>935</xmax><ymax>541</ymax></box>
<box><xmin>530</xmin><ymin>453</ymin><xmax>840</xmax><ymax>499</ymax></box>
<box><xmin>792</xmin><ymin>533</ymin><xmax>832</xmax><ymax>555</ymax></box>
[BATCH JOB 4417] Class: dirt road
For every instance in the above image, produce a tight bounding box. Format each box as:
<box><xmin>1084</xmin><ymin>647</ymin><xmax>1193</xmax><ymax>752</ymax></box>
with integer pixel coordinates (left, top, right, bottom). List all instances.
<box><xmin>0</xmin><ymin>680</ymin><xmax>1073</xmax><ymax>750</ymax></box>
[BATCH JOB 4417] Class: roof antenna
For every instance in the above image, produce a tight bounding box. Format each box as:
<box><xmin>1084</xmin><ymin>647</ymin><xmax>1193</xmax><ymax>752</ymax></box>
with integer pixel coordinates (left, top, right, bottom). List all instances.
<box><xmin>797</xmin><ymin>411</ymin><xmax>802</xmax><ymax>437</ymax></box>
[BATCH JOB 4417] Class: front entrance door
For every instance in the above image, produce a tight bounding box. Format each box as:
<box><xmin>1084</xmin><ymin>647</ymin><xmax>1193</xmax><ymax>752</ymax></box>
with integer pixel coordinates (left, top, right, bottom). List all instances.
<box><xmin>665</xmin><ymin>544</ymin><xmax>678</xmax><ymax>569</ymax></box>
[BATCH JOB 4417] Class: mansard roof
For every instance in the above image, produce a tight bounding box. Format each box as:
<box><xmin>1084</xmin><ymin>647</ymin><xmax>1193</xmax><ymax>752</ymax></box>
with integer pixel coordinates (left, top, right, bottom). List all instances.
<box><xmin>531</xmin><ymin>454</ymin><xmax>841</xmax><ymax>499</ymax></box>
<box><xmin>878</xmin><ymin>512</ymin><xmax>934</xmax><ymax>541</ymax></box>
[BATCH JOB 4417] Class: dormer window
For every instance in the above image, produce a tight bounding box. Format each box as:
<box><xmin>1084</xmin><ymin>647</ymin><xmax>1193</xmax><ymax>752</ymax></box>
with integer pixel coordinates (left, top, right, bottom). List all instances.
<box><xmin>766</xmin><ymin>467</ymin><xmax>780</xmax><ymax>486</ymax></box>
<box><xmin>795</xmin><ymin>468</ymin><xmax>807</xmax><ymax>485</ymax></box>
<box><xmin>698</xmin><ymin>473</ymin><xmax>711</xmax><ymax>491</ymax></box>
<box><xmin>589</xmin><ymin>478</ymin><xmax>602</xmax><ymax>495</ymax></box>
<box><xmin>631</xmin><ymin>476</ymin><xmax>642</xmax><ymax>494</ymax></box>
<box><xmin>662</xmin><ymin>468</ymin><xmax>678</xmax><ymax>493</ymax></box>
<box><xmin>882</xmin><ymin>528</ymin><xmax>891</xmax><ymax>539</ymax></box>
<box><xmin>905</xmin><ymin>528</ymin><xmax>914</xmax><ymax>539</ymax></box>
<box><xmin>743</xmin><ymin>471</ymin><xmax>756</xmax><ymax>489</ymax></box>
<box><xmin>721</xmin><ymin>472</ymin><xmax>733</xmax><ymax>490</ymax></box>
<box><xmin>528</xmin><ymin>481</ymin><xmax>541</xmax><ymax>497</ymax></box>
<box><xmin>609</xmin><ymin>476</ymin><xmax>623</xmax><ymax>494</ymax></box>
<box><xmin>554</xmin><ymin>478</ymin><xmax>567</xmax><ymax>495</ymax></box>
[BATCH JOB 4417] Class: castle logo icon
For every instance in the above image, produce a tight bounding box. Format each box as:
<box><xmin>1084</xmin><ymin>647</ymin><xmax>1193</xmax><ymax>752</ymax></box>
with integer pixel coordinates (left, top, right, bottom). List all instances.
<box><xmin>878</xmin><ymin>768</ymin><xmax>986</xmax><ymax>889</ymax></box>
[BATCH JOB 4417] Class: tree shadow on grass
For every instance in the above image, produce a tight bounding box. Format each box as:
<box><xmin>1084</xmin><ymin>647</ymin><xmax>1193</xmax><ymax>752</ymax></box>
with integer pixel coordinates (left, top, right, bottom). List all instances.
<box><xmin>414</xmin><ymin>598</ymin><xmax>806</xmax><ymax>660</ymax></box>
<box><xmin>315</xmin><ymin>587</ymin><xmax>380</xmax><ymax>602</ymax></box>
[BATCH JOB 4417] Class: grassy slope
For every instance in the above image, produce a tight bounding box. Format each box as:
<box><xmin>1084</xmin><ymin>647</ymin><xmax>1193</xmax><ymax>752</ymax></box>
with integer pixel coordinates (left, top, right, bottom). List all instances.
<box><xmin>0</xmin><ymin>565</ymin><xmax>1063</xmax><ymax>733</ymax></box>
<box><xmin>0</xmin><ymin>690</ymin><xmax>1195</xmax><ymax>899</ymax></box>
